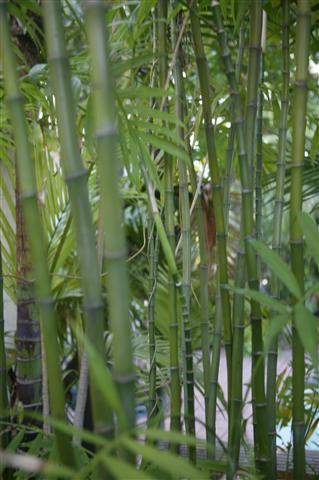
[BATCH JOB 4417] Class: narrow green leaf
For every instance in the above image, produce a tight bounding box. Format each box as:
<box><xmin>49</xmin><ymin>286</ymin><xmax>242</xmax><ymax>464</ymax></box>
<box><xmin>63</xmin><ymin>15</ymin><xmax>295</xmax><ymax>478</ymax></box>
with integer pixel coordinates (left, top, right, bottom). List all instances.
<box><xmin>265</xmin><ymin>314</ymin><xmax>290</xmax><ymax>351</ymax></box>
<box><xmin>118</xmin><ymin>86</ymin><xmax>169</xmax><ymax>99</ymax></box>
<box><xmin>120</xmin><ymin>438</ymin><xmax>209</xmax><ymax>480</ymax></box>
<box><xmin>294</xmin><ymin>304</ymin><xmax>318</xmax><ymax>367</ymax></box>
<box><xmin>231</xmin><ymin>287</ymin><xmax>289</xmax><ymax>314</ymax></box>
<box><xmin>299</xmin><ymin>212</ymin><xmax>319</xmax><ymax>267</ymax></box>
<box><xmin>250</xmin><ymin>239</ymin><xmax>302</xmax><ymax>298</ymax></box>
<box><xmin>79</xmin><ymin>333</ymin><xmax>126</xmax><ymax>429</ymax></box>
<box><xmin>138</xmin><ymin>131</ymin><xmax>190</xmax><ymax>166</ymax></box>
<box><xmin>112</xmin><ymin>53</ymin><xmax>155</xmax><ymax>77</ymax></box>
<box><xmin>100</xmin><ymin>454</ymin><xmax>156</xmax><ymax>479</ymax></box>
<box><xmin>310</xmin><ymin>125</ymin><xmax>319</xmax><ymax>161</ymax></box>
<box><xmin>125</xmin><ymin>104</ymin><xmax>184</xmax><ymax>127</ymax></box>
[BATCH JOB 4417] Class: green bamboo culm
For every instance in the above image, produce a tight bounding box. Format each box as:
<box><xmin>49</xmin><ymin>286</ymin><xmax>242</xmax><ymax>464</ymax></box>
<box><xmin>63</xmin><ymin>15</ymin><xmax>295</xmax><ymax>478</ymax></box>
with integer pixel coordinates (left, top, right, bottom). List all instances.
<box><xmin>267</xmin><ymin>2</ymin><xmax>290</xmax><ymax>477</ymax></box>
<box><xmin>188</xmin><ymin>136</ymin><xmax>211</xmax><ymax>444</ymax></box>
<box><xmin>190</xmin><ymin>0</ymin><xmax>232</xmax><ymax>409</ymax></box>
<box><xmin>15</xmin><ymin>187</ymin><xmax>42</xmax><ymax>444</ymax></box>
<box><xmin>255</xmin><ymin>15</ymin><xmax>265</xmax><ymax>258</ymax></box>
<box><xmin>211</xmin><ymin>1</ymin><xmax>269</xmax><ymax>475</ymax></box>
<box><xmin>0</xmin><ymin>239</ymin><xmax>9</xmax><ymax>449</ymax></box>
<box><xmin>222</xmin><ymin>27</ymin><xmax>246</xmax><ymax>478</ymax></box>
<box><xmin>223</xmin><ymin>25</ymin><xmax>245</xmax><ymax>231</ymax></box>
<box><xmin>83</xmin><ymin>0</ymin><xmax>135</xmax><ymax>432</ymax></box>
<box><xmin>147</xmin><ymin>225</ymin><xmax>159</xmax><ymax>421</ymax></box>
<box><xmin>290</xmin><ymin>1</ymin><xmax>311</xmax><ymax>478</ymax></box>
<box><xmin>245</xmin><ymin>0</ymin><xmax>263</xmax><ymax>178</ymax></box>
<box><xmin>0</xmin><ymin>0</ymin><xmax>76</xmax><ymax>467</ymax></box>
<box><xmin>42</xmin><ymin>0</ymin><xmax>113</xmax><ymax>438</ymax></box>
<box><xmin>158</xmin><ymin>0</ymin><xmax>181</xmax><ymax>437</ymax></box>
<box><xmin>173</xmin><ymin>9</ymin><xmax>196</xmax><ymax>462</ymax></box>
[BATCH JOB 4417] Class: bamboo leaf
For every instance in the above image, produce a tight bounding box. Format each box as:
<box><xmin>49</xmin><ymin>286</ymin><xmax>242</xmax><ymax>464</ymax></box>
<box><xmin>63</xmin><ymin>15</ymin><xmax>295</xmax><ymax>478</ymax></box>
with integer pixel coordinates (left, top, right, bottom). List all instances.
<box><xmin>310</xmin><ymin>124</ymin><xmax>319</xmax><ymax>161</ymax></box>
<box><xmin>294</xmin><ymin>304</ymin><xmax>318</xmax><ymax>367</ymax></box>
<box><xmin>120</xmin><ymin>437</ymin><xmax>209</xmax><ymax>480</ymax></box>
<box><xmin>125</xmin><ymin>104</ymin><xmax>184</xmax><ymax>127</ymax></box>
<box><xmin>250</xmin><ymin>239</ymin><xmax>302</xmax><ymax>298</ymax></box>
<box><xmin>231</xmin><ymin>287</ymin><xmax>289</xmax><ymax>314</ymax></box>
<box><xmin>100</xmin><ymin>454</ymin><xmax>156</xmax><ymax>480</ymax></box>
<box><xmin>138</xmin><ymin>131</ymin><xmax>190</xmax><ymax>166</ymax></box>
<box><xmin>299</xmin><ymin>212</ymin><xmax>319</xmax><ymax>267</ymax></box>
<box><xmin>265</xmin><ymin>314</ymin><xmax>290</xmax><ymax>351</ymax></box>
<box><xmin>112</xmin><ymin>53</ymin><xmax>155</xmax><ymax>77</ymax></box>
<box><xmin>81</xmin><ymin>334</ymin><xmax>126</xmax><ymax>429</ymax></box>
<box><xmin>118</xmin><ymin>86</ymin><xmax>169</xmax><ymax>99</ymax></box>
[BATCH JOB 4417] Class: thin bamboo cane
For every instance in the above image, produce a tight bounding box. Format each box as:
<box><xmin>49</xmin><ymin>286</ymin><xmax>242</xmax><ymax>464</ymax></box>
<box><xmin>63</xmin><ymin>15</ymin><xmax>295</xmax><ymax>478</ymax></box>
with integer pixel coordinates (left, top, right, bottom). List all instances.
<box><xmin>222</xmin><ymin>26</ymin><xmax>246</xmax><ymax>480</ymax></box>
<box><xmin>211</xmin><ymin>1</ymin><xmax>268</xmax><ymax>475</ymax></box>
<box><xmin>190</xmin><ymin>0</ymin><xmax>232</xmax><ymax>412</ymax></box>
<box><xmin>147</xmin><ymin>13</ymin><xmax>159</xmax><ymax>424</ymax></box>
<box><xmin>83</xmin><ymin>0</ymin><xmax>135</xmax><ymax>432</ymax></box>
<box><xmin>15</xmin><ymin>180</ymin><xmax>42</xmax><ymax>443</ymax></box>
<box><xmin>290</xmin><ymin>2</ymin><xmax>311</xmax><ymax>478</ymax></box>
<box><xmin>227</xmin><ymin>243</ymin><xmax>246</xmax><ymax>480</ymax></box>
<box><xmin>188</xmin><ymin>148</ymin><xmax>211</xmax><ymax>444</ymax></box>
<box><xmin>173</xmin><ymin>10</ymin><xmax>195</xmax><ymax>461</ymax></box>
<box><xmin>0</xmin><ymin>0</ymin><xmax>75</xmax><ymax>466</ymax></box>
<box><xmin>223</xmin><ymin>25</ymin><xmax>245</xmax><ymax>231</ymax></box>
<box><xmin>267</xmin><ymin>2</ymin><xmax>290</xmax><ymax>477</ymax></box>
<box><xmin>147</xmin><ymin>225</ymin><xmax>159</xmax><ymax>421</ymax></box>
<box><xmin>158</xmin><ymin>0</ymin><xmax>181</xmax><ymax>436</ymax></box>
<box><xmin>42</xmin><ymin>0</ymin><xmax>113</xmax><ymax>437</ymax></box>
<box><xmin>245</xmin><ymin>0</ymin><xmax>263</xmax><ymax>179</ymax></box>
<box><xmin>255</xmin><ymin>55</ymin><xmax>264</xmax><ymax>253</ymax></box>
<box><xmin>0</xmin><ymin>239</ymin><xmax>9</xmax><ymax>450</ymax></box>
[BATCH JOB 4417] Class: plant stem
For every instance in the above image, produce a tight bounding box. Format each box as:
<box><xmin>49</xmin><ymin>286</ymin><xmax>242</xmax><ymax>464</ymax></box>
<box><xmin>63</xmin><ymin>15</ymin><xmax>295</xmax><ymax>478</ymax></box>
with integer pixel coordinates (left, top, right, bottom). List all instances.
<box><xmin>188</xmin><ymin>151</ymin><xmax>211</xmax><ymax>444</ymax></box>
<box><xmin>83</xmin><ymin>0</ymin><xmax>135</xmax><ymax>433</ymax></box>
<box><xmin>173</xmin><ymin>9</ymin><xmax>196</xmax><ymax>461</ymax></box>
<box><xmin>0</xmin><ymin>0</ymin><xmax>76</xmax><ymax>466</ymax></box>
<box><xmin>42</xmin><ymin>0</ymin><xmax>113</xmax><ymax>437</ymax></box>
<box><xmin>290</xmin><ymin>1</ymin><xmax>311</xmax><ymax>478</ymax></box>
<box><xmin>147</xmin><ymin>225</ymin><xmax>159</xmax><ymax>421</ymax></box>
<box><xmin>0</xmin><ymin>238</ymin><xmax>9</xmax><ymax>449</ymax></box>
<box><xmin>190</xmin><ymin>0</ymin><xmax>232</xmax><ymax>414</ymax></box>
<box><xmin>158</xmin><ymin>0</ymin><xmax>181</xmax><ymax>437</ymax></box>
<box><xmin>15</xmin><ymin>178</ymin><xmax>42</xmax><ymax>443</ymax></box>
<box><xmin>224</xmin><ymin>26</ymin><xmax>246</xmax><ymax>480</ymax></box>
<box><xmin>211</xmin><ymin>1</ymin><xmax>268</xmax><ymax>475</ymax></box>
<box><xmin>267</xmin><ymin>2</ymin><xmax>289</xmax><ymax>477</ymax></box>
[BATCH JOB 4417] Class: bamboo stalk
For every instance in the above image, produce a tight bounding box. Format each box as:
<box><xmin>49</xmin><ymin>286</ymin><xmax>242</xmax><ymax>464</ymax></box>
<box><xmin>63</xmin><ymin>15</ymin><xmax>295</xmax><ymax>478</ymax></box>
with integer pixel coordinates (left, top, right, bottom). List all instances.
<box><xmin>190</xmin><ymin>0</ymin><xmax>232</xmax><ymax>415</ymax></box>
<box><xmin>223</xmin><ymin>27</ymin><xmax>246</xmax><ymax>480</ymax></box>
<box><xmin>0</xmin><ymin>238</ymin><xmax>9</xmax><ymax>450</ymax></box>
<box><xmin>255</xmin><ymin>55</ymin><xmax>264</xmax><ymax>254</ymax></box>
<box><xmin>158</xmin><ymin>0</ymin><xmax>181</xmax><ymax>437</ymax></box>
<box><xmin>223</xmin><ymin>25</ymin><xmax>245</xmax><ymax>231</ymax></box>
<box><xmin>290</xmin><ymin>1</ymin><xmax>311</xmax><ymax>478</ymax></box>
<box><xmin>245</xmin><ymin>0</ymin><xmax>263</xmax><ymax>179</ymax></box>
<box><xmin>42</xmin><ymin>0</ymin><xmax>113</xmax><ymax>438</ymax></box>
<box><xmin>83</xmin><ymin>0</ymin><xmax>135</xmax><ymax>432</ymax></box>
<box><xmin>227</xmin><ymin>243</ymin><xmax>246</xmax><ymax>479</ymax></box>
<box><xmin>211</xmin><ymin>1</ymin><xmax>268</xmax><ymax>475</ymax></box>
<box><xmin>188</xmin><ymin>145</ymin><xmax>211</xmax><ymax>444</ymax></box>
<box><xmin>15</xmin><ymin>179</ymin><xmax>42</xmax><ymax>443</ymax></box>
<box><xmin>173</xmin><ymin>9</ymin><xmax>195</xmax><ymax>461</ymax></box>
<box><xmin>147</xmin><ymin>10</ymin><xmax>160</xmax><ymax>425</ymax></box>
<box><xmin>147</xmin><ymin>225</ymin><xmax>159</xmax><ymax>421</ymax></box>
<box><xmin>267</xmin><ymin>2</ymin><xmax>290</xmax><ymax>477</ymax></box>
<box><xmin>0</xmin><ymin>0</ymin><xmax>76</xmax><ymax>466</ymax></box>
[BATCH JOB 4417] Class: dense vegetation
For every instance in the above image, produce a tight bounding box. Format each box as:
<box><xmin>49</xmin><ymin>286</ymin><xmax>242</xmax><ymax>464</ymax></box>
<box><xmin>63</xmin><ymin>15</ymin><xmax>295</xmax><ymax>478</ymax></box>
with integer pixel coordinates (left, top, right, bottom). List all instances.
<box><xmin>0</xmin><ymin>0</ymin><xmax>318</xmax><ymax>478</ymax></box>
